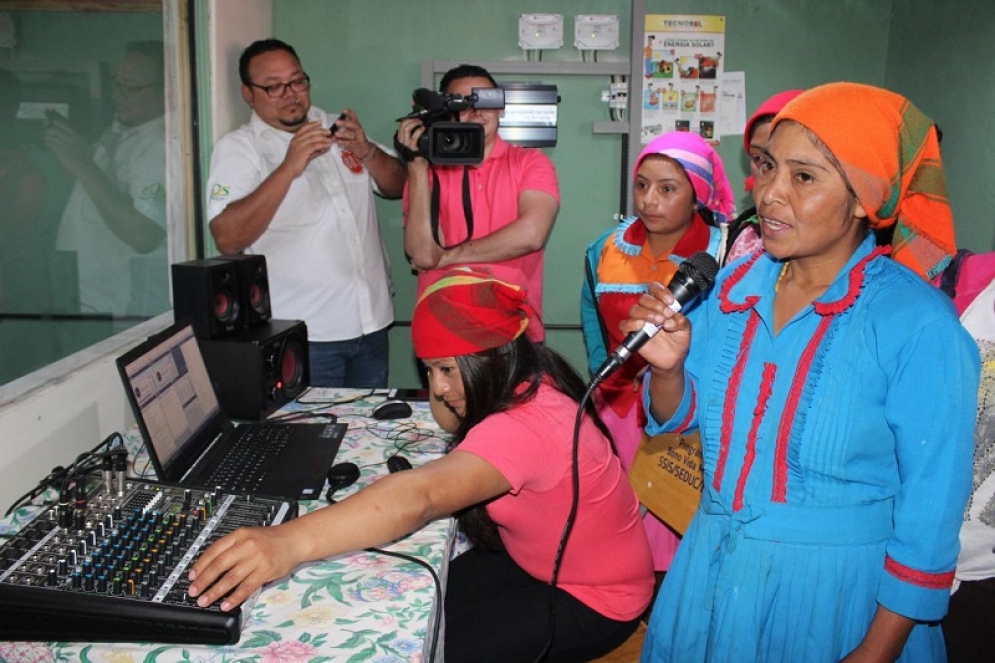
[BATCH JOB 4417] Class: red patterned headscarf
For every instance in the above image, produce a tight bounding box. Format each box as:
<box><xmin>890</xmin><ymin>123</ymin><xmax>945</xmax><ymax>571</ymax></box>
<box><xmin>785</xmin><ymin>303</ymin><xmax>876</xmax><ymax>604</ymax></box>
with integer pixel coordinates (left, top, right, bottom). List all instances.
<box><xmin>773</xmin><ymin>82</ymin><xmax>955</xmax><ymax>280</ymax></box>
<box><xmin>411</xmin><ymin>268</ymin><xmax>535</xmax><ymax>359</ymax></box>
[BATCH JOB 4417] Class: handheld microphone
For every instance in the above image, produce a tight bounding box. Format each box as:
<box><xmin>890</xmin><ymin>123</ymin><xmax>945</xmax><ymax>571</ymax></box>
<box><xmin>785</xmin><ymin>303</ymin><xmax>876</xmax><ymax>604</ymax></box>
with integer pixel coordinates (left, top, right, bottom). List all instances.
<box><xmin>592</xmin><ymin>251</ymin><xmax>720</xmax><ymax>385</ymax></box>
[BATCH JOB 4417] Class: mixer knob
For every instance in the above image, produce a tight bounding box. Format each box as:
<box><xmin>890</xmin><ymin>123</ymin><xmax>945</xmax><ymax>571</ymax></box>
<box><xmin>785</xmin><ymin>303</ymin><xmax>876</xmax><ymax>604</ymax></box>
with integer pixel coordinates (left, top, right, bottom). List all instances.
<box><xmin>83</xmin><ymin>573</ymin><xmax>94</xmax><ymax>591</ymax></box>
<box><xmin>96</xmin><ymin>575</ymin><xmax>108</xmax><ymax>593</ymax></box>
<box><xmin>71</xmin><ymin>572</ymin><xmax>82</xmax><ymax>590</ymax></box>
<box><xmin>46</xmin><ymin>568</ymin><xmax>58</xmax><ymax>587</ymax></box>
<box><xmin>57</xmin><ymin>558</ymin><xmax>68</xmax><ymax>576</ymax></box>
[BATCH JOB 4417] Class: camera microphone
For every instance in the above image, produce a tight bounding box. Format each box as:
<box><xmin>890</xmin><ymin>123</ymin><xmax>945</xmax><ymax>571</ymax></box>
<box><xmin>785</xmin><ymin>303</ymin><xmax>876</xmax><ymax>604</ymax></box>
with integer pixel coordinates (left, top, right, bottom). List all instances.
<box><xmin>591</xmin><ymin>251</ymin><xmax>720</xmax><ymax>386</ymax></box>
<box><xmin>413</xmin><ymin>88</ymin><xmax>446</xmax><ymax>112</ymax></box>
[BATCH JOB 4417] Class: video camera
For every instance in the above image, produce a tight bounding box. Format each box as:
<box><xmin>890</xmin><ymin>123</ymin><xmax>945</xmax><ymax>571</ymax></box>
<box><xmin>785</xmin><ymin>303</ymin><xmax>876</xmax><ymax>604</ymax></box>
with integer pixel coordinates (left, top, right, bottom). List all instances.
<box><xmin>394</xmin><ymin>87</ymin><xmax>505</xmax><ymax>165</ymax></box>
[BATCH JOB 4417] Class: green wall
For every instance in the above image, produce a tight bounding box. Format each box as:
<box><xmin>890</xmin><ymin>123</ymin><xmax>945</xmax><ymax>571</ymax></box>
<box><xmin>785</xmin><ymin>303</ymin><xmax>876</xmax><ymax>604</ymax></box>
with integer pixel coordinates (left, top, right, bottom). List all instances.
<box><xmin>269</xmin><ymin>0</ymin><xmax>994</xmax><ymax>388</ymax></box>
<box><xmin>884</xmin><ymin>0</ymin><xmax>995</xmax><ymax>253</ymax></box>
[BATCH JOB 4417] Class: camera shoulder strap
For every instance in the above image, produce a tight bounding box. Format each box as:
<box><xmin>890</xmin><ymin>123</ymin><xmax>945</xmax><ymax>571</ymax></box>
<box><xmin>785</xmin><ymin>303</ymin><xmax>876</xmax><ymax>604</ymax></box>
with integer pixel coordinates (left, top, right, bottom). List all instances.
<box><xmin>430</xmin><ymin>166</ymin><xmax>475</xmax><ymax>249</ymax></box>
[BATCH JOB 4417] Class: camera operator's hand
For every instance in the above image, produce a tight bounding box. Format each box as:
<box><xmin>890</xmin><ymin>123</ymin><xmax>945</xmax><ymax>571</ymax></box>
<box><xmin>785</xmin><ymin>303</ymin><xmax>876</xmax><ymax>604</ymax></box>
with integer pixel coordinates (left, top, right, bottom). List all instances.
<box><xmin>396</xmin><ymin>118</ymin><xmax>429</xmax><ymax>171</ymax></box>
<box><xmin>332</xmin><ymin>109</ymin><xmax>378</xmax><ymax>163</ymax></box>
<box><xmin>281</xmin><ymin>120</ymin><xmax>334</xmax><ymax>178</ymax></box>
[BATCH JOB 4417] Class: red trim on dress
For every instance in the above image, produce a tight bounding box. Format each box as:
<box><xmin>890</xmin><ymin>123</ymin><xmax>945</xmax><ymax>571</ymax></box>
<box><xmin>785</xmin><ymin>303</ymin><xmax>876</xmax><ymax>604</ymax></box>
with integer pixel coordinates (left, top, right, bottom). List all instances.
<box><xmin>675</xmin><ymin>383</ymin><xmax>697</xmax><ymax>432</ymax></box>
<box><xmin>770</xmin><ymin>245</ymin><xmax>889</xmax><ymax>501</ymax></box>
<box><xmin>885</xmin><ymin>556</ymin><xmax>955</xmax><ymax>590</ymax></box>
<box><xmin>813</xmin><ymin>246</ymin><xmax>889</xmax><ymax>316</ymax></box>
<box><xmin>719</xmin><ymin>253</ymin><xmax>761</xmax><ymax>314</ymax></box>
<box><xmin>771</xmin><ymin>315</ymin><xmax>832</xmax><ymax>502</ymax></box>
<box><xmin>714</xmin><ymin>310</ymin><xmax>761</xmax><ymax>491</ymax></box>
<box><xmin>733</xmin><ymin>362</ymin><xmax>777</xmax><ymax>512</ymax></box>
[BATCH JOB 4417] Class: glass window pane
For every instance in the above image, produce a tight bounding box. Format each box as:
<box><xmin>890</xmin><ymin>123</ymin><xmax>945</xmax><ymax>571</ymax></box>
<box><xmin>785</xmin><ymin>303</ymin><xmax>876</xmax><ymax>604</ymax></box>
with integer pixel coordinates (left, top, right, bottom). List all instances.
<box><xmin>0</xmin><ymin>5</ymin><xmax>169</xmax><ymax>385</ymax></box>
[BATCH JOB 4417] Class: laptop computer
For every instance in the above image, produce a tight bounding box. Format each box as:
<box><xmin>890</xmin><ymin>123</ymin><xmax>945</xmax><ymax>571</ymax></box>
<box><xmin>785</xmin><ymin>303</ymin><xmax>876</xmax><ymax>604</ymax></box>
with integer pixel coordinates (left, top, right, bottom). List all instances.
<box><xmin>116</xmin><ymin>321</ymin><xmax>345</xmax><ymax>500</ymax></box>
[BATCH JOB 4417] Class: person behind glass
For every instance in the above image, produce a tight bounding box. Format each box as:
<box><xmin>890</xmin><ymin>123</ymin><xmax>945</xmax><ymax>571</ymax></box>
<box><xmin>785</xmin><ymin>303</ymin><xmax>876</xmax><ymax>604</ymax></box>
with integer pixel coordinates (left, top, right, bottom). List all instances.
<box><xmin>724</xmin><ymin>89</ymin><xmax>805</xmax><ymax>263</ymax></box>
<box><xmin>49</xmin><ymin>40</ymin><xmax>168</xmax><ymax>320</ymax></box>
<box><xmin>627</xmin><ymin>83</ymin><xmax>979</xmax><ymax>662</ymax></box>
<box><xmin>581</xmin><ymin>131</ymin><xmax>735</xmax><ymax>579</ymax></box>
<box><xmin>187</xmin><ymin>268</ymin><xmax>654</xmax><ymax>663</ymax></box>
<box><xmin>206</xmin><ymin>39</ymin><xmax>406</xmax><ymax>388</ymax></box>
<box><xmin>396</xmin><ymin>64</ymin><xmax>560</xmax><ymax>341</ymax></box>
<box><xmin>0</xmin><ymin>68</ymin><xmax>47</xmax><ymax>313</ymax></box>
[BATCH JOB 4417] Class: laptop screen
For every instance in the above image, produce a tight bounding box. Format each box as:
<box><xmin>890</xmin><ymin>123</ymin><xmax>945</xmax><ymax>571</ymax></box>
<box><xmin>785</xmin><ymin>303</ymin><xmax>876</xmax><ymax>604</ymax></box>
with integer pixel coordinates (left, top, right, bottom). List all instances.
<box><xmin>119</xmin><ymin>323</ymin><xmax>223</xmax><ymax>478</ymax></box>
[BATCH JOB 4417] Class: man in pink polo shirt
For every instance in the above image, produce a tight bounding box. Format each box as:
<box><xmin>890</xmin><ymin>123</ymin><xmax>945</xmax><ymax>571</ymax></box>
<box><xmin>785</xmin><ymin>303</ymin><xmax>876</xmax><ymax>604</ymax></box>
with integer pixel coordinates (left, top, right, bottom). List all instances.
<box><xmin>397</xmin><ymin>64</ymin><xmax>560</xmax><ymax>340</ymax></box>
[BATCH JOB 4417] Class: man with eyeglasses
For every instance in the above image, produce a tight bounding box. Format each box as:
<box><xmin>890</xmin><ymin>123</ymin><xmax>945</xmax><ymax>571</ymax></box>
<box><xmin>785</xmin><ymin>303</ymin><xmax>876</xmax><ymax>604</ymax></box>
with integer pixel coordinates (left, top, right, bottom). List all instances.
<box><xmin>49</xmin><ymin>40</ymin><xmax>168</xmax><ymax>324</ymax></box>
<box><xmin>207</xmin><ymin>39</ymin><xmax>406</xmax><ymax>388</ymax></box>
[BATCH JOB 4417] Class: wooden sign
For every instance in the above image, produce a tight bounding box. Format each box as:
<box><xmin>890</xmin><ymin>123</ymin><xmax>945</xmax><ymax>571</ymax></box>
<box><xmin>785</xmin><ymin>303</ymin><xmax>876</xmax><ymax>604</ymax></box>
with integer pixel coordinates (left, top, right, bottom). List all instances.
<box><xmin>628</xmin><ymin>430</ymin><xmax>703</xmax><ymax>535</ymax></box>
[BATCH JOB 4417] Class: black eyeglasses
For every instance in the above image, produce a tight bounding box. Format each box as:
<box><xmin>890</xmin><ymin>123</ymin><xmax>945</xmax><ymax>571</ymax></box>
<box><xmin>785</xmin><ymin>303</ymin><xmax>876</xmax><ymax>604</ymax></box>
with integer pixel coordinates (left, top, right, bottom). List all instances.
<box><xmin>247</xmin><ymin>75</ymin><xmax>310</xmax><ymax>98</ymax></box>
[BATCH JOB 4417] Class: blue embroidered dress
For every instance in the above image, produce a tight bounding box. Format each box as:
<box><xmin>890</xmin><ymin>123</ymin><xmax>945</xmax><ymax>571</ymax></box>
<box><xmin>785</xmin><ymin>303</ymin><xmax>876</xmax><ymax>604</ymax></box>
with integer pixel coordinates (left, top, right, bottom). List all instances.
<box><xmin>641</xmin><ymin>234</ymin><xmax>979</xmax><ymax>662</ymax></box>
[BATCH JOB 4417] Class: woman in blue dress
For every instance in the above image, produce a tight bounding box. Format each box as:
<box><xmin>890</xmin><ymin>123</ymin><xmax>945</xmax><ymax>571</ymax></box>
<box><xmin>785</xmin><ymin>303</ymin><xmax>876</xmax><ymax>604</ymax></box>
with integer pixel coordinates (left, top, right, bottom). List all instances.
<box><xmin>629</xmin><ymin>82</ymin><xmax>980</xmax><ymax>662</ymax></box>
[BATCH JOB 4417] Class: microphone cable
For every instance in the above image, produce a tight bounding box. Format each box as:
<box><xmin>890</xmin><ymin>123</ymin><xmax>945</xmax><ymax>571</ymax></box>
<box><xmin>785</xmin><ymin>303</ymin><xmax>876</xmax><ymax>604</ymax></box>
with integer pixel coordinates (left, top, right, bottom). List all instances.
<box><xmin>532</xmin><ymin>380</ymin><xmax>597</xmax><ymax>663</ymax></box>
<box><xmin>366</xmin><ymin>546</ymin><xmax>443</xmax><ymax>662</ymax></box>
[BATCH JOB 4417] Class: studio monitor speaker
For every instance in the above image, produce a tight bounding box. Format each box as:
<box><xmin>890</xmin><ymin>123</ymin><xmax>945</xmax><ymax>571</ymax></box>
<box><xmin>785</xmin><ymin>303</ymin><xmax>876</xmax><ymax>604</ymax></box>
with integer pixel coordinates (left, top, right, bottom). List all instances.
<box><xmin>171</xmin><ymin>259</ymin><xmax>243</xmax><ymax>338</ymax></box>
<box><xmin>219</xmin><ymin>253</ymin><xmax>272</xmax><ymax>328</ymax></box>
<box><xmin>198</xmin><ymin>319</ymin><xmax>309</xmax><ymax>420</ymax></box>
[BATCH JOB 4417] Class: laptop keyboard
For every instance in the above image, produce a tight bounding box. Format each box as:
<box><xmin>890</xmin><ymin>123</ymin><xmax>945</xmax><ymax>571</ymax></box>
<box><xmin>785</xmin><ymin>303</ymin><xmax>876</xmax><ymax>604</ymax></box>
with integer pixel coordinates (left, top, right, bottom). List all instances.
<box><xmin>205</xmin><ymin>426</ymin><xmax>292</xmax><ymax>493</ymax></box>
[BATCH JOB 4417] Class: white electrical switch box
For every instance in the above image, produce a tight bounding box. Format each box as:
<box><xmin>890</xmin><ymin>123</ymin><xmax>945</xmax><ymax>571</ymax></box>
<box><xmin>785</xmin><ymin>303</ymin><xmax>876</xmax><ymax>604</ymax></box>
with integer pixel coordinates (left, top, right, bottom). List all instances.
<box><xmin>574</xmin><ymin>14</ymin><xmax>620</xmax><ymax>50</ymax></box>
<box><xmin>519</xmin><ymin>14</ymin><xmax>564</xmax><ymax>50</ymax></box>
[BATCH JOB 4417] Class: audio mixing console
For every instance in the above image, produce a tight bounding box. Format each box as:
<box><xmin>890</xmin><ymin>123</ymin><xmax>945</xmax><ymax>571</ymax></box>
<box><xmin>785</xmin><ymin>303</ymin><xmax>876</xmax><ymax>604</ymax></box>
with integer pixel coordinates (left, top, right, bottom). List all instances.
<box><xmin>0</xmin><ymin>479</ymin><xmax>295</xmax><ymax>644</ymax></box>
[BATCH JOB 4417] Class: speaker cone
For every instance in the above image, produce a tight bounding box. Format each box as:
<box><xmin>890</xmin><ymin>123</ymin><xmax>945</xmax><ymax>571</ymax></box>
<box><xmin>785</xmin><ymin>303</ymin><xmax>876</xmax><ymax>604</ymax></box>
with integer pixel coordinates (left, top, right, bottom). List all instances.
<box><xmin>279</xmin><ymin>334</ymin><xmax>306</xmax><ymax>395</ymax></box>
<box><xmin>213</xmin><ymin>289</ymin><xmax>239</xmax><ymax>324</ymax></box>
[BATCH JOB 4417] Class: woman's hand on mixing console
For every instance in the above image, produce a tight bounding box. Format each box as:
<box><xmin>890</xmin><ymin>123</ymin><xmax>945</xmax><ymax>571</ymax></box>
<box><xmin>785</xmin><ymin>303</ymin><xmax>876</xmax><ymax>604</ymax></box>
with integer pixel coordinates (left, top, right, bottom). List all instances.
<box><xmin>187</xmin><ymin>526</ymin><xmax>303</xmax><ymax>611</ymax></box>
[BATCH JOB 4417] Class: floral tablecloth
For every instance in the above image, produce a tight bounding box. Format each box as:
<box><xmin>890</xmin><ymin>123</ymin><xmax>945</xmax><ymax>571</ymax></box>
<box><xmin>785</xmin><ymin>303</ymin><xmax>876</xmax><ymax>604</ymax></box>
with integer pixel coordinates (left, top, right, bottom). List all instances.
<box><xmin>0</xmin><ymin>389</ymin><xmax>454</xmax><ymax>663</ymax></box>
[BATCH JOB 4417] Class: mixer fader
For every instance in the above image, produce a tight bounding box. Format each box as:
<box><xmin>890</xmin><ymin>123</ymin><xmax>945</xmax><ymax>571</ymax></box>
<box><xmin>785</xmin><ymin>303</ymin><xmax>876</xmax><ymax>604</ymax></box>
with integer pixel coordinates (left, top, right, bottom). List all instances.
<box><xmin>0</xmin><ymin>480</ymin><xmax>295</xmax><ymax>644</ymax></box>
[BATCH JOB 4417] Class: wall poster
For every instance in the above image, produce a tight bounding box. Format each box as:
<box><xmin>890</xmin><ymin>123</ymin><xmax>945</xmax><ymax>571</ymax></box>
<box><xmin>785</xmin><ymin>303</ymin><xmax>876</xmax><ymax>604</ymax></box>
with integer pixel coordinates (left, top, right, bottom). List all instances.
<box><xmin>641</xmin><ymin>14</ymin><xmax>725</xmax><ymax>144</ymax></box>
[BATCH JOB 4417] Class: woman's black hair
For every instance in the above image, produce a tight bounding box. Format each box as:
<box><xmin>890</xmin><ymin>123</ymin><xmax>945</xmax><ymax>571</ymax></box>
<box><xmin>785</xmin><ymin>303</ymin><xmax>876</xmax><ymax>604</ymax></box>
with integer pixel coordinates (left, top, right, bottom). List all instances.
<box><xmin>447</xmin><ymin>335</ymin><xmax>608</xmax><ymax>550</ymax></box>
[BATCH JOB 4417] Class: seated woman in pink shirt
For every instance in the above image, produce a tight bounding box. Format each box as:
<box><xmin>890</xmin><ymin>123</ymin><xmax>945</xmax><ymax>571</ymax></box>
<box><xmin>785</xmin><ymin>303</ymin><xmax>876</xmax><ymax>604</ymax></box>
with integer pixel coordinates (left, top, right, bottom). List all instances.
<box><xmin>188</xmin><ymin>267</ymin><xmax>654</xmax><ymax>663</ymax></box>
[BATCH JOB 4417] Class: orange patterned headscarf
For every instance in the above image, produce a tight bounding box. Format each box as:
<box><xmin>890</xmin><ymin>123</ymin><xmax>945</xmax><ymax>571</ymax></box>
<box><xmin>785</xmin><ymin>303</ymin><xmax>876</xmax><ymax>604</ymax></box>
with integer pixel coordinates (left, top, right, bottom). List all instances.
<box><xmin>411</xmin><ymin>268</ymin><xmax>535</xmax><ymax>359</ymax></box>
<box><xmin>772</xmin><ymin>82</ymin><xmax>955</xmax><ymax>280</ymax></box>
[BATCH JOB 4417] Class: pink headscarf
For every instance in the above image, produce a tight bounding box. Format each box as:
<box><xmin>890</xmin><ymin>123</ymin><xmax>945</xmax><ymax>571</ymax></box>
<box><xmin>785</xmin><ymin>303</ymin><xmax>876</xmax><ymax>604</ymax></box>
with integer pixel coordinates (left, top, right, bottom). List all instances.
<box><xmin>635</xmin><ymin>132</ymin><xmax>737</xmax><ymax>226</ymax></box>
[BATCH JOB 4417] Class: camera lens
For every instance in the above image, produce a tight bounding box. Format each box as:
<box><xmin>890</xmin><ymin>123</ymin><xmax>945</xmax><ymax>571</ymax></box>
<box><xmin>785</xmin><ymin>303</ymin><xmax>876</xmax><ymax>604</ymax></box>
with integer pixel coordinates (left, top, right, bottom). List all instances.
<box><xmin>424</xmin><ymin>123</ymin><xmax>484</xmax><ymax>165</ymax></box>
<box><xmin>438</xmin><ymin>133</ymin><xmax>466</xmax><ymax>154</ymax></box>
